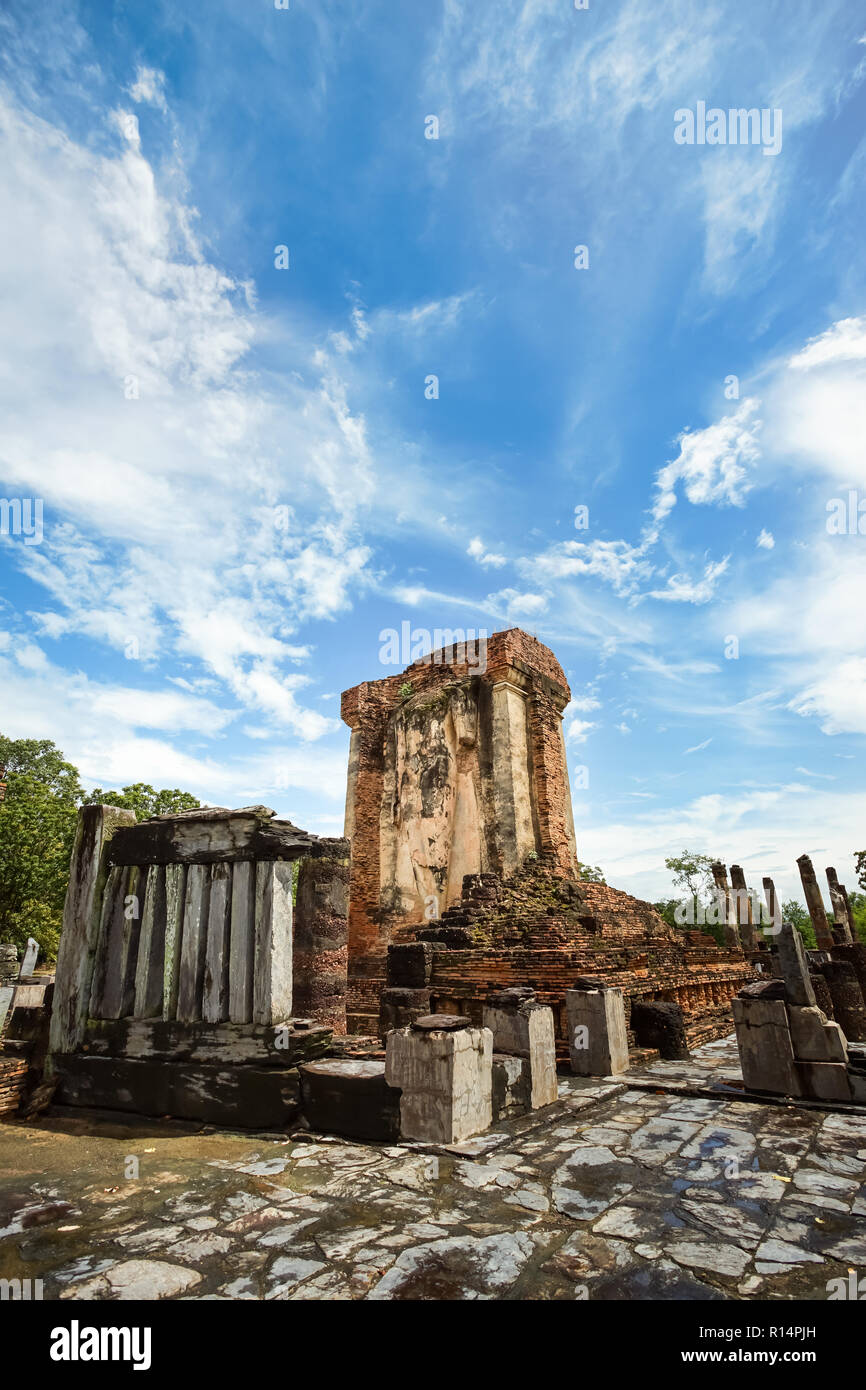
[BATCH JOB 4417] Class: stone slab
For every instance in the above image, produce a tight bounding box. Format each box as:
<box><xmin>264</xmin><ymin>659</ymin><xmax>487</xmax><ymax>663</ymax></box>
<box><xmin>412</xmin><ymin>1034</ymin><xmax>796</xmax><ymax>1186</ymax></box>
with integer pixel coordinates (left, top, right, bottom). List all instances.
<box><xmin>299</xmin><ymin>1058</ymin><xmax>401</xmax><ymax>1142</ymax></box>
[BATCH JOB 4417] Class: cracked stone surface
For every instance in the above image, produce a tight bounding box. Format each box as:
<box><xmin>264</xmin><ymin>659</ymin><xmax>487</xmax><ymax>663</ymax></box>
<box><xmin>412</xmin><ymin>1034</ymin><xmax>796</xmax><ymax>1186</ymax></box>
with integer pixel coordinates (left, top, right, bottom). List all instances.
<box><xmin>1</xmin><ymin>1037</ymin><xmax>865</xmax><ymax>1300</ymax></box>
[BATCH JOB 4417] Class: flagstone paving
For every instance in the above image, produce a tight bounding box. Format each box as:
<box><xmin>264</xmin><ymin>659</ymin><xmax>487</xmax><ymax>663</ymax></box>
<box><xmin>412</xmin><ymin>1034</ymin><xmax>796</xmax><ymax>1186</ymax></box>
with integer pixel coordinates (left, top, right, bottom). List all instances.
<box><xmin>1</xmin><ymin>1038</ymin><xmax>864</xmax><ymax>1300</ymax></box>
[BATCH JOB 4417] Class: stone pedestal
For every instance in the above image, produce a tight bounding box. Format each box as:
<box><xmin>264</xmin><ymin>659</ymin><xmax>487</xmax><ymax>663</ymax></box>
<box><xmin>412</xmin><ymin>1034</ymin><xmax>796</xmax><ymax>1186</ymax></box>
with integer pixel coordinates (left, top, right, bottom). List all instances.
<box><xmin>483</xmin><ymin>987</ymin><xmax>557</xmax><ymax>1110</ymax></box>
<box><xmin>565</xmin><ymin>985</ymin><xmax>629</xmax><ymax>1075</ymax></box>
<box><xmin>788</xmin><ymin>1004</ymin><xmax>848</xmax><ymax>1062</ymax></box>
<box><xmin>385</xmin><ymin>1015</ymin><xmax>492</xmax><ymax>1143</ymax></box>
<box><xmin>732</xmin><ymin>986</ymin><xmax>800</xmax><ymax>1096</ymax></box>
<box><xmin>379</xmin><ymin>986</ymin><xmax>431</xmax><ymax>1038</ymax></box>
<box><xmin>299</xmin><ymin>1058</ymin><xmax>401</xmax><ymax>1142</ymax></box>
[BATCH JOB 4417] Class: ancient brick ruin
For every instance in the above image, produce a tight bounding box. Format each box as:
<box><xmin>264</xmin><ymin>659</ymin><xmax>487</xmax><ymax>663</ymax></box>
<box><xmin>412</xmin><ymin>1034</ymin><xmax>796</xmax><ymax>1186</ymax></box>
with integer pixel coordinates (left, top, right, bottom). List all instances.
<box><xmin>342</xmin><ymin>629</ymin><xmax>753</xmax><ymax>1050</ymax></box>
<box><xmin>5</xmin><ymin>626</ymin><xmax>864</xmax><ymax>1144</ymax></box>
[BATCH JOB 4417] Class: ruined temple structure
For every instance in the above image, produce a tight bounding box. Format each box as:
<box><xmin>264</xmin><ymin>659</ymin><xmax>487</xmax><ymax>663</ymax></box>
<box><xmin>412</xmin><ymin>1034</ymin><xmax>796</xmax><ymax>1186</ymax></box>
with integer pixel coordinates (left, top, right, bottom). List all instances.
<box><xmin>341</xmin><ymin>629</ymin><xmax>754</xmax><ymax>1048</ymax></box>
<box><xmin>47</xmin><ymin>804</ymin><xmax>349</xmax><ymax>1126</ymax></box>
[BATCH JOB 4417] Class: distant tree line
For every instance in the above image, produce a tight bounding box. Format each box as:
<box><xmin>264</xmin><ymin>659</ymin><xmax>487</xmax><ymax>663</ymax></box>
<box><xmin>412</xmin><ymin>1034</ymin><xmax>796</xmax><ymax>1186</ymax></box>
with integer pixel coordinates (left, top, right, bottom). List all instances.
<box><xmin>0</xmin><ymin>734</ymin><xmax>199</xmax><ymax>964</ymax></box>
<box><xmin>652</xmin><ymin>848</ymin><xmax>866</xmax><ymax>948</ymax></box>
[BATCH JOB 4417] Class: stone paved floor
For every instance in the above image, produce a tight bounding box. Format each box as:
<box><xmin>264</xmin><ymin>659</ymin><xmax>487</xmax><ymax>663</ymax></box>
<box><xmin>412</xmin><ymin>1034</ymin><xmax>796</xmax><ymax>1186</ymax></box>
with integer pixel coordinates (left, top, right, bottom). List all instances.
<box><xmin>1</xmin><ymin>1037</ymin><xmax>865</xmax><ymax>1300</ymax></box>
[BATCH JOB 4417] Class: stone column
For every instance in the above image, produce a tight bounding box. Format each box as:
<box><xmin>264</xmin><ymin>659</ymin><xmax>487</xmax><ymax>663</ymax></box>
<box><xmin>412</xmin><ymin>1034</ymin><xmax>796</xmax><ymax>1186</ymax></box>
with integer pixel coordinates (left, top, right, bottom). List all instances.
<box><xmin>775</xmin><ymin>920</ymin><xmax>816</xmax><ymax>1006</ymax></box>
<box><xmin>566</xmin><ymin>982</ymin><xmax>629</xmax><ymax>1075</ymax></box>
<box><xmin>253</xmin><ymin>861</ymin><xmax>294</xmax><ymax>1026</ymax></box>
<box><xmin>762</xmin><ymin>876</ymin><xmax>780</xmax><ymax>935</ymax></box>
<box><xmin>816</xmin><ymin>961</ymin><xmax>866</xmax><ymax>1041</ymax></box>
<box><xmin>294</xmin><ymin>849</ymin><xmax>349</xmax><ymax>1033</ymax></box>
<box><xmin>483</xmin><ymin>987</ymin><xmax>557</xmax><ymax>1111</ymax></box>
<box><xmin>797</xmin><ymin>854</ymin><xmax>834</xmax><ymax>951</ymax></box>
<box><xmin>732</xmin><ymin>981</ymin><xmax>800</xmax><ymax>1096</ymax></box>
<box><xmin>826</xmin><ymin>868</ymin><xmax>853</xmax><ymax>944</ymax></box>
<box><xmin>385</xmin><ymin>1014</ymin><xmax>492</xmax><ymax>1143</ymax></box>
<box><xmin>526</xmin><ymin>689</ymin><xmax>579</xmax><ymax>878</ymax></box>
<box><xmin>729</xmin><ymin>865</ymin><xmax>757</xmax><ymax>949</ymax></box>
<box><xmin>839</xmin><ymin>883</ymin><xmax>858</xmax><ymax>942</ymax></box>
<box><xmin>711</xmin><ymin>862</ymin><xmax>741</xmax><ymax>949</ymax></box>
<box><xmin>49</xmin><ymin>804</ymin><xmax>137</xmax><ymax>1061</ymax></box>
<box><xmin>490</xmin><ymin>681</ymin><xmax>537</xmax><ymax>878</ymax></box>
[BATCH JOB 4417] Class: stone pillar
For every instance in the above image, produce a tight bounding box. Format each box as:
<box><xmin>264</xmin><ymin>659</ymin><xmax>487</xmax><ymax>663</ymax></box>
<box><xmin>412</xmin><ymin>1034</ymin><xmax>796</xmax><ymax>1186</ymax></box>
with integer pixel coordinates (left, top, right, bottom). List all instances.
<box><xmin>839</xmin><ymin>883</ymin><xmax>858</xmax><ymax>942</ymax></box>
<box><xmin>565</xmin><ymin>983</ymin><xmax>629</xmax><ymax>1075</ymax></box>
<box><xmin>762</xmin><ymin>877</ymin><xmax>780</xmax><ymax>935</ymax></box>
<box><xmin>810</xmin><ymin>971</ymin><xmax>835</xmax><ymax>1019</ymax></box>
<box><xmin>797</xmin><ymin>854</ymin><xmax>834</xmax><ymax>951</ymax></box>
<box><xmin>483</xmin><ymin>987</ymin><xmax>557</xmax><ymax>1111</ymax></box>
<box><xmin>490</xmin><ymin>681</ymin><xmax>537</xmax><ymax>878</ymax></box>
<box><xmin>729</xmin><ymin>865</ymin><xmax>757</xmax><ymax>949</ymax></box>
<box><xmin>732</xmin><ymin>981</ymin><xmax>800</xmax><ymax>1096</ymax></box>
<box><xmin>826</xmin><ymin>868</ymin><xmax>853</xmax><ymax>944</ymax></box>
<box><xmin>49</xmin><ymin>804</ymin><xmax>137</xmax><ymax>1061</ymax></box>
<box><xmin>253</xmin><ymin>861</ymin><xmax>294</xmax><ymax>1026</ymax></box>
<box><xmin>710</xmin><ymin>862</ymin><xmax>741</xmax><ymax>949</ymax></box>
<box><xmin>816</xmin><ymin>961</ymin><xmax>866</xmax><ymax>1041</ymax></box>
<box><xmin>294</xmin><ymin>850</ymin><xmax>349</xmax><ymax>1033</ymax></box>
<box><xmin>385</xmin><ymin>1014</ymin><xmax>492</xmax><ymax>1143</ymax></box>
<box><xmin>776</xmin><ymin>920</ymin><xmax>816</xmax><ymax>1007</ymax></box>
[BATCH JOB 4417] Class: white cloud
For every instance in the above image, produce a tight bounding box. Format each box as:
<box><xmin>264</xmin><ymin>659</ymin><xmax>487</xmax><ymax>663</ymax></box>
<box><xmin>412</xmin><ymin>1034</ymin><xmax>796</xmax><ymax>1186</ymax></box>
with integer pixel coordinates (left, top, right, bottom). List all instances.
<box><xmin>646</xmin><ymin>556</ymin><xmax>730</xmax><ymax>605</ymax></box>
<box><xmin>789</xmin><ymin>658</ymin><xmax>866</xmax><ymax>736</ymax></box>
<box><xmin>788</xmin><ymin>316</ymin><xmax>866</xmax><ymax>370</ymax></box>
<box><xmin>0</xmin><ymin>86</ymin><xmax>377</xmax><ymax>744</ymax></box>
<box><xmin>525</xmin><ymin>538</ymin><xmax>653</xmax><ymax>596</ymax></box>
<box><xmin>684</xmin><ymin>737</ymin><xmax>712</xmax><ymax>755</ymax></box>
<box><xmin>128</xmin><ymin>66</ymin><xmax>168</xmax><ymax>112</ymax></box>
<box><xmin>574</xmin><ymin>783</ymin><xmax>866</xmax><ymax>905</ymax></box>
<box><xmin>757</xmin><ymin>529</ymin><xmax>775</xmax><ymax>549</ymax></box>
<box><xmin>467</xmin><ymin>536</ymin><xmax>506</xmax><ymax>568</ymax></box>
<box><xmin>486</xmin><ymin>587</ymin><xmax>547</xmax><ymax>618</ymax></box>
<box><xmin>652</xmin><ymin>399</ymin><xmax>762</xmax><ymax>521</ymax></box>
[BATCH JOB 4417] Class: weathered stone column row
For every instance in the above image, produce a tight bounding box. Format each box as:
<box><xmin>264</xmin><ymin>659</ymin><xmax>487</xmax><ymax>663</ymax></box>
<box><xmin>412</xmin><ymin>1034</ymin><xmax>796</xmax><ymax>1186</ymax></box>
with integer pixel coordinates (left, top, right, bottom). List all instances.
<box><xmin>87</xmin><ymin>858</ymin><xmax>294</xmax><ymax>1026</ymax></box>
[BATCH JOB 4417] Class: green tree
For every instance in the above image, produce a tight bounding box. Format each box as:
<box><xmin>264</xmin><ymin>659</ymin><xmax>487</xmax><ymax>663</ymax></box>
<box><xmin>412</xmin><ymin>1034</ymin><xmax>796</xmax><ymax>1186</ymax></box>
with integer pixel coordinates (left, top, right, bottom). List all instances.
<box><xmin>847</xmin><ymin>891</ymin><xmax>866</xmax><ymax>947</ymax></box>
<box><xmin>663</xmin><ymin>850</ymin><xmax>724</xmax><ymax>946</ymax></box>
<box><xmin>652</xmin><ymin>898</ymin><xmax>681</xmax><ymax>930</ymax></box>
<box><xmin>0</xmin><ymin>736</ymin><xmax>84</xmax><ymax>962</ymax></box>
<box><xmin>82</xmin><ymin>784</ymin><xmax>200</xmax><ymax>820</ymax></box>
<box><xmin>664</xmin><ymin>851</ymin><xmax>717</xmax><ymax>903</ymax></box>
<box><xmin>781</xmin><ymin>898</ymin><xmax>816</xmax><ymax>949</ymax></box>
<box><xmin>577</xmin><ymin>861</ymin><xmax>606</xmax><ymax>884</ymax></box>
<box><xmin>855</xmin><ymin>851</ymin><xmax>866</xmax><ymax>893</ymax></box>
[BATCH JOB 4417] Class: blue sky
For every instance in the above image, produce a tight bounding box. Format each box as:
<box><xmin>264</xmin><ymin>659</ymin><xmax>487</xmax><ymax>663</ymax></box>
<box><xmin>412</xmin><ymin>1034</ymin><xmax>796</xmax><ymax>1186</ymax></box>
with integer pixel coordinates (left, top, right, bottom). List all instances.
<box><xmin>1</xmin><ymin>0</ymin><xmax>865</xmax><ymax>905</ymax></box>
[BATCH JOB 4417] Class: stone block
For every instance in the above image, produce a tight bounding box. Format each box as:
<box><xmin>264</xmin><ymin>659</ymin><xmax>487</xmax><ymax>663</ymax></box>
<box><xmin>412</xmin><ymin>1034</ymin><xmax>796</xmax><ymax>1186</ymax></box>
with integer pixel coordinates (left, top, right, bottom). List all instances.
<box><xmin>566</xmin><ymin>987</ymin><xmax>629</xmax><ymax>1076</ymax></box>
<box><xmin>809</xmin><ymin>973</ymin><xmax>835</xmax><ymax>1019</ymax></box>
<box><xmin>53</xmin><ymin>1053</ymin><xmax>301</xmax><ymax>1128</ymax></box>
<box><xmin>776</xmin><ymin>921</ymin><xmax>816</xmax><ymax>1007</ymax></box>
<box><xmin>787</xmin><ymin>1005</ymin><xmax>848</xmax><ymax>1063</ymax></box>
<box><xmin>378</xmin><ymin>987</ymin><xmax>431</xmax><ymax>1038</ymax></box>
<box><xmin>385</xmin><ymin>1021</ymin><xmax>492</xmax><ymax>1143</ymax></box>
<box><xmin>817</xmin><ymin>960</ymin><xmax>866</xmax><ymax>1042</ymax></box>
<box><xmin>732</xmin><ymin>996</ymin><xmax>800</xmax><ymax>1096</ymax></box>
<box><xmin>491</xmin><ymin>1054</ymin><xmax>531</xmax><ymax>1120</ymax></box>
<box><xmin>482</xmin><ymin>996</ymin><xmax>557</xmax><ymax>1108</ymax></box>
<box><xmin>387</xmin><ymin>943</ymin><xmax>433</xmax><ymax>988</ymax></box>
<box><xmin>299</xmin><ymin>1058</ymin><xmax>401</xmax><ymax>1142</ymax></box>
<box><xmin>630</xmin><ymin>1000</ymin><xmax>689</xmax><ymax>1060</ymax></box>
<box><xmin>794</xmin><ymin>1060</ymin><xmax>853</xmax><ymax>1104</ymax></box>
